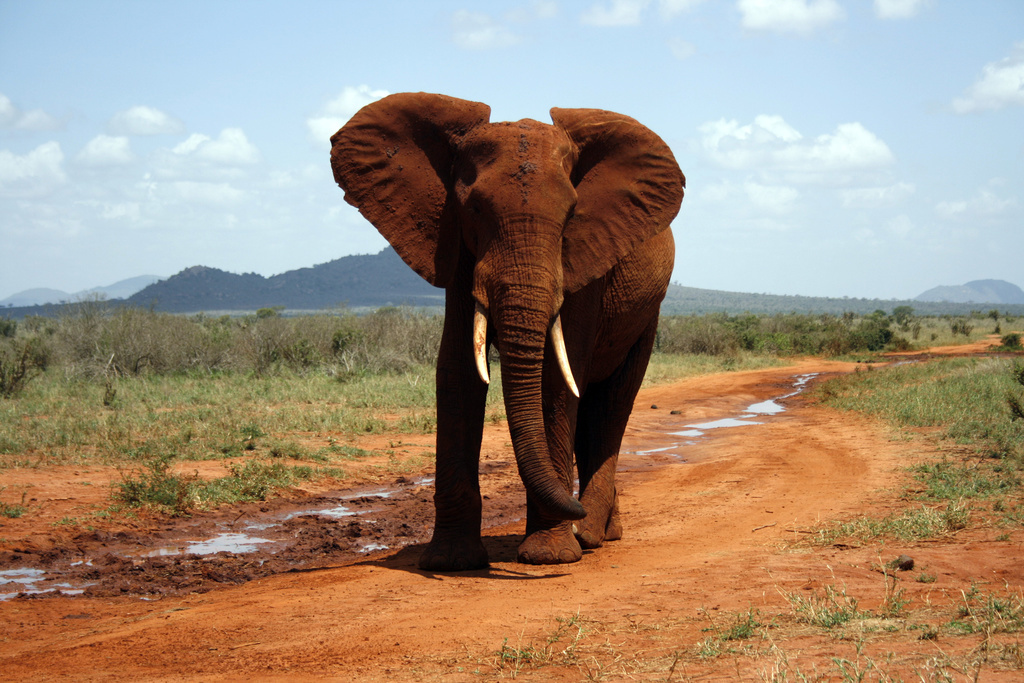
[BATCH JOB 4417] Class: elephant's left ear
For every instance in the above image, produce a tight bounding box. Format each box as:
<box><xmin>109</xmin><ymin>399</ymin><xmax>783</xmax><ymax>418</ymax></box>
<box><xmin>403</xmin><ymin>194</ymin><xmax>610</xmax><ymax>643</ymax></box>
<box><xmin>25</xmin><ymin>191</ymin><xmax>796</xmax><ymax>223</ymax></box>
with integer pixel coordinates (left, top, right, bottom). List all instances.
<box><xmin>551</xmin><ymin>108</ymin><xmax>684</xmax><ymax>293</ymax></box>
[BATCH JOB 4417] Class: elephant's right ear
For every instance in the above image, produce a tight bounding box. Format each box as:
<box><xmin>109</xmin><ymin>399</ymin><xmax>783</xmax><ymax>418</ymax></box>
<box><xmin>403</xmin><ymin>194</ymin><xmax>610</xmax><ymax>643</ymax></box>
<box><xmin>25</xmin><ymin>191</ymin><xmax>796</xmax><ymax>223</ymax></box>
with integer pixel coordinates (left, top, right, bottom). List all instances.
<box><xmin>331</xmin><ymin>93</ymin><xmax>490</xmax><ymax>288</ymax></box>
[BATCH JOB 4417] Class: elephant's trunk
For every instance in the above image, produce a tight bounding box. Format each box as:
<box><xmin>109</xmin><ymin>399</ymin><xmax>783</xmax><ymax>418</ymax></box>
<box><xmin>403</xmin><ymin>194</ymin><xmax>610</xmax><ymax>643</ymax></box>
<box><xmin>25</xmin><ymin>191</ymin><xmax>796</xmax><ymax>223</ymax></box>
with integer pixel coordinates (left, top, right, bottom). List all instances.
<box><xmin>489</xmin><ymin>289</ymin><xmax>586</xmax><ymax>521</ymax></box>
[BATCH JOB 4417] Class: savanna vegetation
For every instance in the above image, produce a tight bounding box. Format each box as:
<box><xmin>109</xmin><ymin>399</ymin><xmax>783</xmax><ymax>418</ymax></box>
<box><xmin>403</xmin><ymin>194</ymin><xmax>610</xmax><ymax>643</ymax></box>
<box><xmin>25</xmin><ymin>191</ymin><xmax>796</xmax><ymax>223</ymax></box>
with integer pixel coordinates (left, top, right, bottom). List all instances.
<box><xmin>0</xmin><ymin>302</ymin><xmax>1015</xmax><ymax>514</ymax></box>
<box><xmin>3</xmin><ymin>303</ymin><xmax>1023</xmax><ymax>679</ymax></box>
<box><xmin>479</xmin><ymin>336</ymin><xmax>1024</xmax><ymax>682</ymax></box>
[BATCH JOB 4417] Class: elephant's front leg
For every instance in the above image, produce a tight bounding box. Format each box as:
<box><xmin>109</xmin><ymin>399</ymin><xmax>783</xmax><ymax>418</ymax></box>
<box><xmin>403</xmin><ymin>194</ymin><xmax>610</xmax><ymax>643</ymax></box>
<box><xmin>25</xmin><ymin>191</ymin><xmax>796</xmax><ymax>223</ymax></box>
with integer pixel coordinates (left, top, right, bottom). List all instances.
<box><xmin>418</xmin><ymin>288</ymin><xmax>490</xmax><ymax>571</ymax></box>
<box><xmin>517</xmin><ymin>370</ymin><xmax>583</xmax><ymax>565</ymax></box>
<box><xmin>574</xmin><ymin>319</ymin><xmax>659</xmax><ymax>549</ymax></box>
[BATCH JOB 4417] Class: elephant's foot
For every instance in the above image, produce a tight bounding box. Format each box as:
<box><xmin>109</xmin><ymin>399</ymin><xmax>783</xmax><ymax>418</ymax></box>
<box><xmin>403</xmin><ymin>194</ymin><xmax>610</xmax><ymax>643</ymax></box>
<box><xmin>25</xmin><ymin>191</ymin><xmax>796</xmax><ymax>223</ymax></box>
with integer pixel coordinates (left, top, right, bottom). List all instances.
<box><xmin>605</xmin><ymin>500</ymin><xmax>622</xmax><ymax>541</ymax></box>
<box><xmin>418</xmin><ymin>533</ymin><xmax>489</xmax><ymax>571</ymax></box>
<box><xmin>574</xmin><ymin>490</ymin><xmax>620</xmax><ymax>549</ymax></box>
<box><xmin>518</xmin><ymin>525</ymin><xmax>582</xmax><ymax>565</ymax></box>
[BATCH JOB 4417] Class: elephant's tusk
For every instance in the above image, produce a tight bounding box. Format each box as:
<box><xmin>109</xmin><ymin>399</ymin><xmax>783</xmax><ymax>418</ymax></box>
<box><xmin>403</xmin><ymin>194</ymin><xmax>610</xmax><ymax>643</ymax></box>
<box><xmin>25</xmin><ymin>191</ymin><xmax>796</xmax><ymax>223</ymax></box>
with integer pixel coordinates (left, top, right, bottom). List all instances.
<box><xmin>473</xmin><ymin>302</ymin><xmax>490</xmax><ymax>386</ymax></box>
<box><xmin>551</xmin><ymin>315</ymin><xmax>580</xmax><ymax>398</ymax></box>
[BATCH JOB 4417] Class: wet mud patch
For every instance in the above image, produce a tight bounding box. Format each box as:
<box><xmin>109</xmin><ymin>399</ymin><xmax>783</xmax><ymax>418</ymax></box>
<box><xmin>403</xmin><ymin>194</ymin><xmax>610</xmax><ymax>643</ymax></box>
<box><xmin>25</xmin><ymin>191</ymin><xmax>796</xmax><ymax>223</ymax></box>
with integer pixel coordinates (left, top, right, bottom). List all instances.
<box><xmin>0</xmin><ymin>464</ymin><xmax>527</xmax><ymax>600</ymax></box>
<box><xmin>0</xmin><ymin>369</ymin><xmax>833</xmax><ymax>601</ymax></box>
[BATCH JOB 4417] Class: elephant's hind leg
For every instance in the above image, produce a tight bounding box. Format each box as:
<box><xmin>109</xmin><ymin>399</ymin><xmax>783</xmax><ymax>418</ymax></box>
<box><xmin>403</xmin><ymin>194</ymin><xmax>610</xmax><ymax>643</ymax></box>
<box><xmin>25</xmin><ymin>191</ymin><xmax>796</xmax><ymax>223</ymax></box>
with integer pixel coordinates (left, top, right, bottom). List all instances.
<box><xmin>574</xmin><ymin>318</ymin><xmax>659</xmax><ymax>549</ymax></box>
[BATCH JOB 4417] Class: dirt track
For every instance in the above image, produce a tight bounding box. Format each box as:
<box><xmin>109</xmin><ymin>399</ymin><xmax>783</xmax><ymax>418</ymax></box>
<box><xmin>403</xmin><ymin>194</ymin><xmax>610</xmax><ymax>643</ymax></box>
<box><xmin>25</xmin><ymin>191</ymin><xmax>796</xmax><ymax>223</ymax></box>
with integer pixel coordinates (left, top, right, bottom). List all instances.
<box><xmin>2</xmin><ymin>345</ymin><xmax>1023</xmax><ymax>680</ymax></box>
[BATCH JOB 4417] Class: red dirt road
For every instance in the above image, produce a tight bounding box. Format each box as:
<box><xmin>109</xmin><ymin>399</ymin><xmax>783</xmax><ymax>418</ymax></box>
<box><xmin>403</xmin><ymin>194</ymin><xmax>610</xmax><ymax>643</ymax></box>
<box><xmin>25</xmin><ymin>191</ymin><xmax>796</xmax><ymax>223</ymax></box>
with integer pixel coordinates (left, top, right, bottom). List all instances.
<box><xmin>2</xmin><ymin>345</ymin><xmax>1023</xmax><ymax>680</ymax></box>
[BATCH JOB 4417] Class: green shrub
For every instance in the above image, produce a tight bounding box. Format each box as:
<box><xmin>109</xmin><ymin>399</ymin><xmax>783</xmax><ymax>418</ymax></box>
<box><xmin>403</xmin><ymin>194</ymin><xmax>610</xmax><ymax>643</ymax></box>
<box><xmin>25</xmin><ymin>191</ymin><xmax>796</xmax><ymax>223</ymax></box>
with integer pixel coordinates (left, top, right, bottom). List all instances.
<box><xmin>1001</xmin><ymin>332</ymin><xmax>1022</xmax><ymax>350</ymax></box>
<box><xmin>0</xmin><ymin>335</ymin><xmax>50</xmax><ymax>398</ymax></box>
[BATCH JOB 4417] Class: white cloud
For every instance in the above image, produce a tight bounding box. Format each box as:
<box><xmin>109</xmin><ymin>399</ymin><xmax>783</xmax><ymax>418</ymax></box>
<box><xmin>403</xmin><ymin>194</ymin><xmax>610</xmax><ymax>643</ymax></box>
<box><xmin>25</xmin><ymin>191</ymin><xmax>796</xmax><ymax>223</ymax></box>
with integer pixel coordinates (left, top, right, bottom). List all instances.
<box><xmin>873</xmin><ymin>0</ymin><xmax>931</xmax><ymax>20</ymax></box>
<box><xmin>887</xmin><ymin>214</ymin><xmax>914</xmax><ymax>238</ymax></box>
<box><xmin>952</xmin><ymin>42</ymin><xmax>1024</xmax><ymax>114</ymax></box>
<box><xmin>581</xmin><ymin>0</ymin><xmax>649</xmax><ymax>26</ymax></box>
<box><xmin>744</xmin><ymin>181</ymin><xmax>800</xmax><ymax>213</ymax></box>
<box><xmin>0</xmin><ymin>93</ymin><xmax>62</xmax><ymax>131</ymax></box>
<box><xmin>659</xmin><ymin>0</ymin><xmax>707</xmax><ymax>18</ymax></box>
<box><xmin>533</xmin><ymin>1</ymin><xmax>559</xmax><ymax>20</ymax></box>
<box><xmin>452</xmin><ymin>9</ymin><xmax>522</xmax><ymax>48</ymax></box>
<box><xmin>108</xmin><ymin>105</ymin><xmax>185</xmax><ymax>136</ymax></box>
<box><xmin>668</xmin><ymin>37</ymin><xmax>696</xmax><ymax>60</ymax></box>
<box><xmin>581</xmin><ymin>0</ymin><xmax>703</xmax><ymax>25</ymax></box>
<box><xmin>840</xmin><ymin>182</ymin><xmax>915</xmax><ymax>208</ymax></box>
<box><xmin>0</xmin><ymin>142</ymin><xmax>67</xmax><ymax>198</ymax></box>
<box><xmin>699</xmin><ymin>115</ymin><xmax>894</xmax><ymax>180</ymax></box>
<box><xmin>76</xmin><ymin>135</ymin><xmax>134</xmax><ymax>166</ymax></box>
<box><xmin>101</xmin><ymin>203</ymin><xmax>141</xmax><ymax>221</ymax></box>
<box><xmin>77</xmin><ymin>200</ymin><xmax>142</xmax><ymax>222</ymax></box>
<box><xmin>168</xmin><ymin>181</ymin><xmax>247</xmax><ymax>205</ymax></box>
<box><xmin>307</xmin><ymin>85</ymin><xmax>390</xmax><ymax>148</ymax></box>
<box><xmin>737</xmin><ymin>0</ymin><xmax>845</xmax><ymax>34</ymax></box>
<box><xmin>173</xmin><ymin>128</ymin><xmax>260</xmax><ymax>165</ymax></box>
<box><xmin>699</xmin><ymin>181</ymin><xmax>733</xmax><ymax>203</ymax></box>
<box><xmin>0</xmin><ymin>96</ymin><xmax>15</xmax><ymax>128</ymax></box>
<box><xmin>936</xmin><ymin>186</ymin><xmax>1017</xmax><ymax>220</ymax></box>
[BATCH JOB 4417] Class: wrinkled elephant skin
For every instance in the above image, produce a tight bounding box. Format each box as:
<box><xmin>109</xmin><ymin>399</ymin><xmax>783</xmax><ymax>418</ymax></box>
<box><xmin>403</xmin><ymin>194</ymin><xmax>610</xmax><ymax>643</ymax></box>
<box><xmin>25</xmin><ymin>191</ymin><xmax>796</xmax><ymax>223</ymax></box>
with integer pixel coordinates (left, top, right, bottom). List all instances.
<box><xmin>331</xmin><ymin>92</ymin><xmax>684</xmax><ymax>569</ymax></box>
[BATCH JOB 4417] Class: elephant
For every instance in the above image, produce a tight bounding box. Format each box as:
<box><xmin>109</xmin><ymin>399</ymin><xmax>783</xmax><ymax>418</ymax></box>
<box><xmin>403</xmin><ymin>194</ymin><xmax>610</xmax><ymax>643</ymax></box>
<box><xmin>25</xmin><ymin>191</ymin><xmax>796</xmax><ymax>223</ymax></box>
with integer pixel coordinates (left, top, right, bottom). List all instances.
<box><xmin>330</xmin><ymin>92</ymin><xmax>684</xmax><ymax>570</ymax></box>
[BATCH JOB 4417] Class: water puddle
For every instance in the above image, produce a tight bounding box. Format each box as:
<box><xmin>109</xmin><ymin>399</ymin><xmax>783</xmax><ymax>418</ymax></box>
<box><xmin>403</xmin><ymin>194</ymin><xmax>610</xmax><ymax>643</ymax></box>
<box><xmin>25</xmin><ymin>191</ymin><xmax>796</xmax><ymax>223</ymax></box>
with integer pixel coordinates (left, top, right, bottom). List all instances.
<box><xmin>135</xmin><ymin>533</ymin><xmax>276</xmax><ymax>559</ymax></box>
<box><xmin>1</xmin><ymin>377</ymin><xmax>825</xmax><ymax>597</ymax></box>
<box><xmin>628</xmin><ymin>373</ymin><xmax>819</xmax><ymax>460</ymax></box>
<box><xmin>123</xmin><ymin>478</ymin><xmax>434</xmax><ymax>562</ymax></box>
<box><xmin>1</xmin><ymin>568</ymin><xmax>88</xmax><ymax>601</ymax></box>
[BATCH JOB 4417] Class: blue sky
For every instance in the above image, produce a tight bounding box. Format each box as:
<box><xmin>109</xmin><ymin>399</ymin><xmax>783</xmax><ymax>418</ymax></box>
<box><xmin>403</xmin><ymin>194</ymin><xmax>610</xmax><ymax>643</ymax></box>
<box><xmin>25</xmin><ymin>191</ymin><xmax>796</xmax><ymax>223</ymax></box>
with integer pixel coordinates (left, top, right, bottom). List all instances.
<box><xmin>1</xmin><ymin>0</ymin><xmax>1021</xmax><ymax>300</ymax></box>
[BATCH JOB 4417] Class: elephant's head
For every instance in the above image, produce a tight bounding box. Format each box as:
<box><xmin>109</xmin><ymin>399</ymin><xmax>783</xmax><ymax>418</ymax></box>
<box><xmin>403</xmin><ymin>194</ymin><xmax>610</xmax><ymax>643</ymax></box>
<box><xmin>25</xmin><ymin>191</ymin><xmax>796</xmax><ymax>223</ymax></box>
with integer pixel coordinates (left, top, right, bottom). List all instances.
<box><xmin>331</xmin><ymin>92</ymin><xmax>683</xmax><ymax>520</ymax></box>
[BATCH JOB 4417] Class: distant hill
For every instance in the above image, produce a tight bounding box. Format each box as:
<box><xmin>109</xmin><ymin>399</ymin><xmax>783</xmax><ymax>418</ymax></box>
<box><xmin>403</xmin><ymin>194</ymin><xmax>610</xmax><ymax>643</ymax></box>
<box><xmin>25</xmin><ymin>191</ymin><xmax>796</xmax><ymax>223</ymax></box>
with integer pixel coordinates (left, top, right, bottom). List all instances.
<box><xmin>915</xmin><ymin>279</ymin><xmax>1024</xmax><ymax>305</ymax></box>
<box><xmin>125</xmin><ymin>247</ymin><xmax>443</xmax><ymax>312</ymax></box>
<box><xmin>660</xmin><ymin>284</ymin><xmax>1024</xmax><ymax>316</ymax></box>
<box><xmin>0</xmin><ymin>287</ymin><xmax>71</xmax><ymax>308</ymax></box>
<box><xmin>5</xmin><ymin>252</ymin><xmax>1024</xmax><ymax>319</ymax></box>
<box><xmin>81</xmin><ymin>275</ymin><xmax>164</xmax><ymax>302</ymax></box>
<box><xmin>0</xmin><ymin>275</ymin><xmax>162</xmax><ymax>307</ymax></box>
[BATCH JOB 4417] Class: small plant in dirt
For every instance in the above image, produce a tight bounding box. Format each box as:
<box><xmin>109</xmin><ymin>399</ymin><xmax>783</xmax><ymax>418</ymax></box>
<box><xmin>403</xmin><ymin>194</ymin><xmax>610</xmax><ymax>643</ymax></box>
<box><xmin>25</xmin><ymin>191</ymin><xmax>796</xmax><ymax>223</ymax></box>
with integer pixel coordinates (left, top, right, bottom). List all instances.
<box><xmin>239</xmin><ymin>422</ymin><xmax>266</xmax><ymax>451</ymax></box>
<box><xmin>786</xmin><ymin>583</ymin><xmax>861</xmax><ymax>629</ymax></box>
<box><xmin>695</xmin><ymin>607</ymin><xmax>766</xmax><ymax>659</ymax></box>
<box><xmin>493</xmin><ymin>613</ymin><xmax>590</xmax><ymax>676</ymax></box>
<box><xmin>113</xmin><ymin>452</ymin><xmax>199</xmax><ymax>515</ymax></box>
<box><xmin>879</xmin><ymin>570</ymin><xmax>911</xmax><ymax>618</ymax></box>
<box><xmin>815</xmin><ymin>500</ymin><xmax>972</xmax><ymax>544</ymax></box>
<box><xmin>914</xmin><ymin>460</ymin><xmax>1018</xmax><ymax>501</ymax></box>
<box><xmin>114</xmin><ymin>453</ymin><xmax>336</xmax><ymax>515</ymax></box>
<box><xmin>948</xmin><ymin>585</ymin><xmax>1024</xmax><ymax>636</ymax></box>
<box><xmin>0</xmin><ymin>487</ymin><xmax>28</xmax><ymax>518</ymax></box>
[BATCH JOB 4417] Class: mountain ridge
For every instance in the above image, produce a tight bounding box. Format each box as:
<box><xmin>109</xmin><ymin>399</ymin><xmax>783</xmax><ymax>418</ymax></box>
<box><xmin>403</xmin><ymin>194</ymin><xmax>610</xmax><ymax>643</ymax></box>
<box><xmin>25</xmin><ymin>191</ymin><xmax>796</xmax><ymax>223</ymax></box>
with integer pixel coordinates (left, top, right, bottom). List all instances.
<box><xmin>124</xmin><ymin>248</ymin><xmax>443</xmax><ymax>312</ymax></box>
<box><xmin>0</xmin><ymin>275</ymin><xmax>162</xmax><ymax>308</ymax></box>
<box><xmin>4</xmin><ymin>251</ymin><xmax>1024</xmax><ymax>318</ymax></box>
<box><xmin>915</xmin><ymin>279</ymin><xmax>1024</xmax><ymax>305</ymax></box>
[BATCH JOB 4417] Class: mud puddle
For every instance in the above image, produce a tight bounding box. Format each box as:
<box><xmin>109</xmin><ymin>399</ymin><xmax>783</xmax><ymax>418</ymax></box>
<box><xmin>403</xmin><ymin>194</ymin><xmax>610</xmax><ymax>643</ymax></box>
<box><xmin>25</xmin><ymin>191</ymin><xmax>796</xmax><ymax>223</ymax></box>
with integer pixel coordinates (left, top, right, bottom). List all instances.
<box><xmin>0</xmin><ymin>466</ymin><xmax>520</xmax><ymax>600</ymax></box>
<box><xmin>1</xmin><ymin>371</ymin><xmax>822</xmax><ymax>601</ymax></box>
<box><xmin>625</xmin><ymin>372</ymin><xmax>818</xmax><ymax>461</ymax></box>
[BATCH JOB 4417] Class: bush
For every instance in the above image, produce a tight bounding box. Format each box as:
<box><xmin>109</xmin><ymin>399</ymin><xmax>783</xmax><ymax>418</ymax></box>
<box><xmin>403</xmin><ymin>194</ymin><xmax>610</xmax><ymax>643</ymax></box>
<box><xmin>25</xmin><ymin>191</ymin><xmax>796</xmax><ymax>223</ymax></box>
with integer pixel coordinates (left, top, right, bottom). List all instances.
<box><xmin>1001</xmin><ymin>333</ymin><xmax>1022</xmax><ymax>350</ymax></box>
<box><xmin>0</xmin><ymin>335</ymin><xmax>50</xmax><ymax>398</ymax></box>
<box><xmin>951</xmin><ymin>319</ymin><xmax>974</xmax><ymax>337</ymax></box>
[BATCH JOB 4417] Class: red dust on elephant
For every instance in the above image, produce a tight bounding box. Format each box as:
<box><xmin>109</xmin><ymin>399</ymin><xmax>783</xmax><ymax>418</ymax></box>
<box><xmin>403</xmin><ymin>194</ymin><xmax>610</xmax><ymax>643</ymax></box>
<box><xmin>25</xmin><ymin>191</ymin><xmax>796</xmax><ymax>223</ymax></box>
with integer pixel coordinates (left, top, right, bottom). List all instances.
<box><xmin>331</xmin><ymin>92</ymin><xmax>684</xmax><ymax>571</ymax></box>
